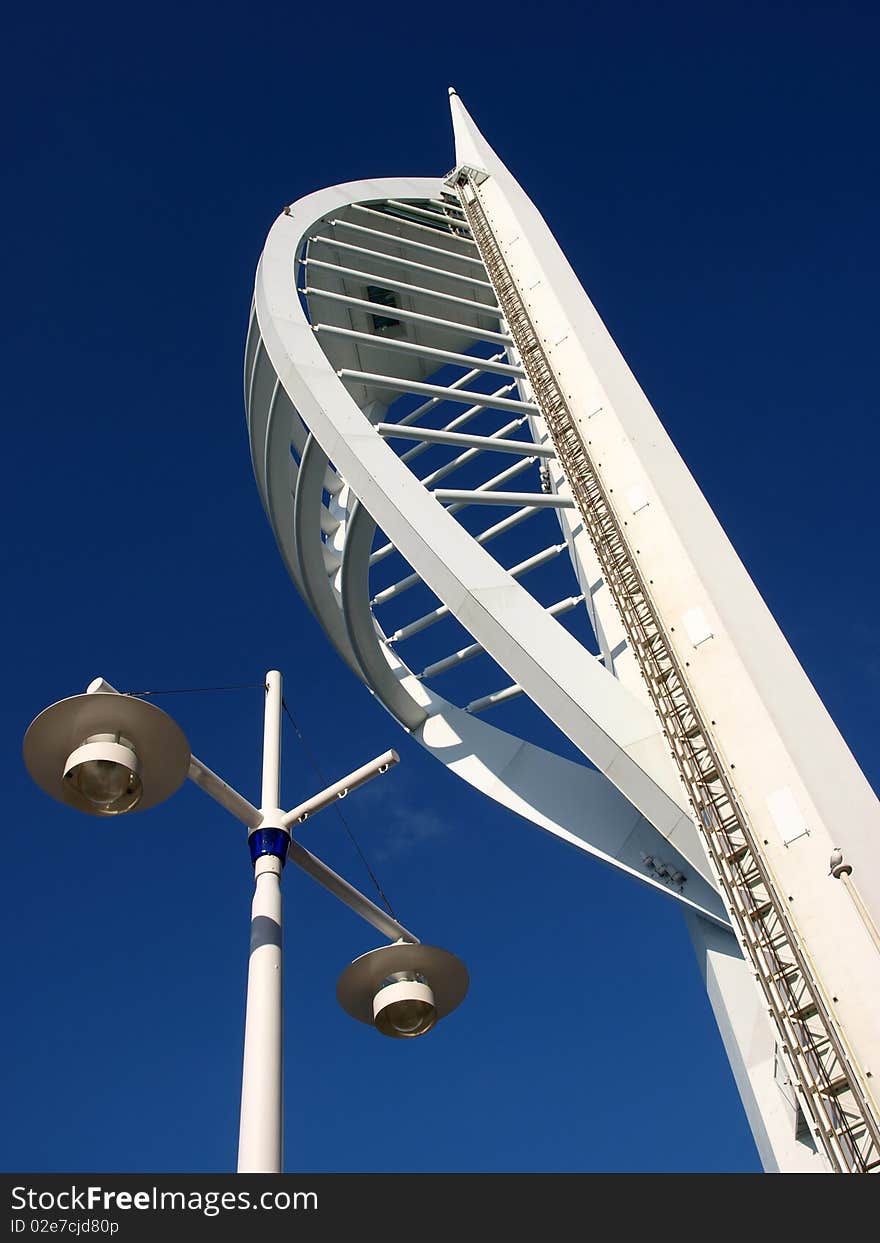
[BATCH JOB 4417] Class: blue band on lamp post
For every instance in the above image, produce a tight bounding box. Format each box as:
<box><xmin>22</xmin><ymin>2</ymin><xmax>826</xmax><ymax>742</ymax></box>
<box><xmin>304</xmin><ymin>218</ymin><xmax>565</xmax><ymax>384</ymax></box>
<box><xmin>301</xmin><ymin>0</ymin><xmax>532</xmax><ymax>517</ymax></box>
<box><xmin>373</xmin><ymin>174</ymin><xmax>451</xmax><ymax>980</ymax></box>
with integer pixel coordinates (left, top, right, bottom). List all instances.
<box><xmin>248</xmin><ymin>826</ymin><xmax>290</xmax><ymax>867</ymax></box>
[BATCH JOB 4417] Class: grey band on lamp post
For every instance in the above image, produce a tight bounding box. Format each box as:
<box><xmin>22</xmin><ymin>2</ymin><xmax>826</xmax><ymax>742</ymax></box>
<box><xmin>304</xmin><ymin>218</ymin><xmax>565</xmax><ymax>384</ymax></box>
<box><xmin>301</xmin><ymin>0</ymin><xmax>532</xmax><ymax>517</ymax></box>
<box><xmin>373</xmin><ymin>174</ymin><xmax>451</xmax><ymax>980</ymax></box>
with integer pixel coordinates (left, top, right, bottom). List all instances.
<box><xmin>22</xmin><ymin>671</ymin><xmax>468</xmax><ymax>1173</ymax></box>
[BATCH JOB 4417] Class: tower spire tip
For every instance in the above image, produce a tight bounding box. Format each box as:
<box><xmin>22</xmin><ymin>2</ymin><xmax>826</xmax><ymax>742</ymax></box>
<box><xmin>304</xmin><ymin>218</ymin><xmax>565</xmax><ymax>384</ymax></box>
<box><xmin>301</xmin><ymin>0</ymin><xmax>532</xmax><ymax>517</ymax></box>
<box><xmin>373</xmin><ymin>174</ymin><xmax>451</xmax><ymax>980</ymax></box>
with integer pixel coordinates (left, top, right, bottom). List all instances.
<box><xmin>448</xmin><ymin>85</ymin><xmax>457</xmax><ymax>97</ymax></box>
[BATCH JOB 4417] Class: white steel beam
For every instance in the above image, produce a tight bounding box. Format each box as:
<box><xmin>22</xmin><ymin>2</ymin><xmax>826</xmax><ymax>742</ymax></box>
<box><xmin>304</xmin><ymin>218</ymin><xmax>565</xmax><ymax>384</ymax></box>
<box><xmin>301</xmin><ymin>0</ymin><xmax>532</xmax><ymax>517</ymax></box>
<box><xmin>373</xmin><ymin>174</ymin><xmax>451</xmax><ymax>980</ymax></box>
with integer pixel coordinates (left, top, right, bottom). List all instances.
<box><xmin>466</xmin><ymin>683</ymin><xmax>525</xmax><ymax>715</ymax></box>
<box><xmin>397</xmin><ymin>363</ymin><xmax>507</xmax><ymax>428</ymax></box>
<box><xmin>377</xmin><ymin>422</ymin><xmax>553</xmax><ymax>457</ymax></box>
<box><xmin>301</xmin><ymin>286</ymin><xmax>512</xmax><ymax>344</ymax></box>
<box><xmin>372</xmin><ymin>450</ymin><xmax>531</xmax><ymax>606</ymax></box>
<box><xmin>442</xmin><ymin>460</ymin><xmax>540</xmax><ymax>515</ymax></box>
<box><xmin>313</xmin><ymin>324</ymin><xmax>523</xmax><ymax>376</ymax></box>
<box><xmin>350</xmin><ymin>204</ymin><xmax>479</xmax><ymax>247</ymax></box>
<box><xmin>385</xmin><ymin>199</ymin><xmax>474</xmax><ymax>229</ymax></box>
<box><xmin>303</xmin><ymin>258</ymin><xmax>498</xmax><ymax>314</ymax></box>
<box><xmin>400</xmin><ymin>387</ymin><xmax>517</xmax><ymax>462</ymax></box>
<box><xmin>421</xmin><ymin>595</ymin><xmax>584</xmax><ymax>679</ymax></box>
<box><xmin>389</xmin><ymin>544</ymin><xmax>566</xmax><ymax>643</ymax></box>
<box><xmin>427</xmin><ymin>197</ymin><xmax>467</xmax><ymax>216</ymax></box>
<box><xmin>365</xmin><ymin>462</ymin><xmax>536</xmax><ymax>569</ymax></box>
<box><xmin>340</xmin><ymin>372</ymin><xmax>535</xmax><ymax>414</ymax></box>
<box><xmin>417</xmin><ymin>419</ymin><xmax>529</xmax><ymax>486</ymax></box>
<box><xmin>472</xmin><ymin>504</ymin><xmax>542</xmax><ymax>545</ymax></box>
<box><xmin>309</xmin><ymin>236</ymin><xmax>495</xmax><ymax>290</ymax></box>
<box><xmin>329</xmin><ymin>218</ymin><xmax>484</xmax><ymax>267</ymax></box>
<box><xmin>432</xmin><ymin>489</ymin><xmax>576</xmax><ymax>508</ymax></box>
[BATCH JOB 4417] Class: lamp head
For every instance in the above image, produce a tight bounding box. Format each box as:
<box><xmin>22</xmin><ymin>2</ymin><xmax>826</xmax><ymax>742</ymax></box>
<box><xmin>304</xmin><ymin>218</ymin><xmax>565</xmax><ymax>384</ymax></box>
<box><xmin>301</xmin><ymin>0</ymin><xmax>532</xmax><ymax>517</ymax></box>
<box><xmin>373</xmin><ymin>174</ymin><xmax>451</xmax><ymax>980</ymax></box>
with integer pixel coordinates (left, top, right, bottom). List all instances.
<box><xmin>337</xmin><ymin>942</ymin><xmax>468</xmax><ymax>1039</ymax></box>
<box><xmin>63</xmin><ymin>732</ymin><xmax>143</xmax><ymax>814</ymax></box>
<box><xmin>373</xmin><ymin>972</ymin><xmax>437</xmax><ymax>1039</ymax></box>
<box><xmin>24</xmin><ymin>692</ymin><xmax>190</xmax><ymax>816</ymax></box>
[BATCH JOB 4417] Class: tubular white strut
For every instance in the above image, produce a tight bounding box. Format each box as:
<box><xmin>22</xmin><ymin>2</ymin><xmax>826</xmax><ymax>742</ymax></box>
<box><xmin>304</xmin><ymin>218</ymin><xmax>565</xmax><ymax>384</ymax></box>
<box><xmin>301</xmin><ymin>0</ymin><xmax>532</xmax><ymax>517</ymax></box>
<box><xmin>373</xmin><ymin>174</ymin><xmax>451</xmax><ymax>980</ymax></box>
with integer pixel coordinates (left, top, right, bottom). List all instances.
<box><xmin>454</xmin><ymin>169</ymin><xmax>880</xmax><ymax>1173</ymax></box>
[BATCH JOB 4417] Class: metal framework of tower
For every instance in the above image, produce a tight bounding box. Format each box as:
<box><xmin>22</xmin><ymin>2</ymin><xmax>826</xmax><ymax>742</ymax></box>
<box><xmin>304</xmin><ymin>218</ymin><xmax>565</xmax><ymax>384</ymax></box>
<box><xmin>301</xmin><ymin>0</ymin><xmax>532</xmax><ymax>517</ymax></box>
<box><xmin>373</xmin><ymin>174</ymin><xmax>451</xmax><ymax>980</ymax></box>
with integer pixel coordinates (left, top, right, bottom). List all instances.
<box><xmin>245</xmin><ymin>90</ymin><xmax>880</xmax><ymax>1172</ymax></box>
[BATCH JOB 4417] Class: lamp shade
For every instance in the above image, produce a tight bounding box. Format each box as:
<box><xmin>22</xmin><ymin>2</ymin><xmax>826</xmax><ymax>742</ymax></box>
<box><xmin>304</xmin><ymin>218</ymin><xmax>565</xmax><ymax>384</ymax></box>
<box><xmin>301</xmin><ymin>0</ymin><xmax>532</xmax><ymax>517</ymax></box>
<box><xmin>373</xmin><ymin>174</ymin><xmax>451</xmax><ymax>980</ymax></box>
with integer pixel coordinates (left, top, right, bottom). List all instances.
<box><xmin>24</xmin><ymin>693</ymin><xmax>191</xmax><ymax>815</ymax></box>
<box><xmin>337</xmin><ymin>942</ymin><xmax>468</xmax><ymax>1032</ymax></box>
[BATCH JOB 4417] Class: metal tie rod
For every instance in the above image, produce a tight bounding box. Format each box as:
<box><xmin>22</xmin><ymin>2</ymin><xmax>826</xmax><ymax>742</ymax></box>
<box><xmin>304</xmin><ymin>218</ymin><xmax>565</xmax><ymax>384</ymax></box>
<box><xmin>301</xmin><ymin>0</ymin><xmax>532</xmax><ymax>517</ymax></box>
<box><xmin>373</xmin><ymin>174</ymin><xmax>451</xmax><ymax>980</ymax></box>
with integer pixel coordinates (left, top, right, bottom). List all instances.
<box><xmin>427</xmin><ymin>197</ymin><xmax>467</xmax><ymax>215</ymax></box>
<box><xmin>372</xmin><ymin>433</ymin><xmax>530</xmax><ymax>606</ymax></box>
<box><xmin>302</xmin><ymin>258</ymin><xmax>498</xmax><ymax>315</ymax></box>
<box><xmin>432</xmin><ymin>489</ymin><xmax>576</xmax><ymax>508</ymax></box>
<box><xmin>301</xmin><ymin>287</ymin><xmax>512</xmax><ymax>345</ymax></box>
<box><xmin>388</xmin><ymin>544</ymin><xmax>567</xmax><ymax>643</ymax></box>
<box><xmin>324</xmin><ymin>467</ymin><xmax>345</xmax><ymax>497</ymax></box>
<box><xmin>350</xmin><ymin>204</ymin><xmax>479</xmax><ymax>247</ymax></box>
<box><xmin>369</xmin><ymin>459</ymin><xmax>537</xmax><ymax>567</ymax></box>
<box><xmin>378</xmin><ymin>422</ymin><xmax>552</xmax><ymax>457</ymax></box>
<box><xmin>465</xmin><ymin>684</ymin><xmax>525</xmax><ymax>715</ymax></box>
<box><xmin>329</xmin><ymin>218</ymin><xmax>484</xmax><ymax>267</ymax></box>
<box><xmin>420</xmin><ymin>595</ymin><xmax>584</xmax><ymax>679</ymax></box>
<box><xmin>397</xmin><ymin>362</ymin><xmax>507</xmax><ymax>428</ymax></box>
<box><xmin>340</xmin><ymin>372</ymin><xmax>536</xmax><ymax>414</ymax></box>
<box><xmin>400</xmin><ymin>386</ymin><xmax>516</xmax><ymax>455</ymax></box>
<box><xmin>443</xmin><ymin>459</ymin><xmax>539</xmax><ymax>510</ymax></box>
<box><xmin>308</xmin><ymin>236</ymin><xmax>495</xmax><ymax>290</ymax></box>
<box><xmin>416</xmin><ymin>419</ymin><xmax>530</xmax><ymax>487</ymax></box>
<box><xmin>314</xmin><ymin>325</ymin><xmax>523</xmax><ymax>377</ymax></box>
<box><xmin>472</xmin><ymin>503</ymin><xmax>543</xmax><ymax>545</ymax></box>
<box><xmin>385</xmin><ymin>199</ymin><xmax>475</xmax><ymax>229</ymax></box>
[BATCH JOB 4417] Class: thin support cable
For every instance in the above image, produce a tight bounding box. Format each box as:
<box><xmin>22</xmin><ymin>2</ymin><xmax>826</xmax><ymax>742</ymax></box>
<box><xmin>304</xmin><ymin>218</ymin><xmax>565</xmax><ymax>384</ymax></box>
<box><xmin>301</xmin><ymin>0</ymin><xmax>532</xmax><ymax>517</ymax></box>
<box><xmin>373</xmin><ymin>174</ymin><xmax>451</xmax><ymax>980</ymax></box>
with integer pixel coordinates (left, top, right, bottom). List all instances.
<box><xmin>121</xmin><ymin>683</ymin><xmax>268</xmax><ymax>697</ymax></box>
<box><xmin>281</xmin><ymin>697</ymin><xmax>398</xmax><ymax>920</ymax></box>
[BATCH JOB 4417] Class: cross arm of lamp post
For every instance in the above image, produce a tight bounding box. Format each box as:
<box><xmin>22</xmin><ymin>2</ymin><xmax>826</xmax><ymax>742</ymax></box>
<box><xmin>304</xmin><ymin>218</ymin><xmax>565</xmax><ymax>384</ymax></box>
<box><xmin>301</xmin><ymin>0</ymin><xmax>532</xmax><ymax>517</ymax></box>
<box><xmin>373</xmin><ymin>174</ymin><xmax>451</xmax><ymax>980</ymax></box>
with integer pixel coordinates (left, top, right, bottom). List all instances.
<box><xmin>84</xmin><ymin>676</ymin><xmax>414</xmax><ymax>943</ymax></box>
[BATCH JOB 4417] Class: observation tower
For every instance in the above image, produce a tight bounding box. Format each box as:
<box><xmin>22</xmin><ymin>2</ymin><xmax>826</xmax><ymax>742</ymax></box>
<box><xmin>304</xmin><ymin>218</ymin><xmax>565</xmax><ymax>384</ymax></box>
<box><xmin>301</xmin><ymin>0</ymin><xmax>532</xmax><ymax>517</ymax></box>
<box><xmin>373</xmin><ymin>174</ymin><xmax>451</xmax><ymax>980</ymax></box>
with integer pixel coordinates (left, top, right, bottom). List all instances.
<box><xmin>245</xmin><ymin>89</ymin><xmax>880</xmax><ymax>1172</ymax></box>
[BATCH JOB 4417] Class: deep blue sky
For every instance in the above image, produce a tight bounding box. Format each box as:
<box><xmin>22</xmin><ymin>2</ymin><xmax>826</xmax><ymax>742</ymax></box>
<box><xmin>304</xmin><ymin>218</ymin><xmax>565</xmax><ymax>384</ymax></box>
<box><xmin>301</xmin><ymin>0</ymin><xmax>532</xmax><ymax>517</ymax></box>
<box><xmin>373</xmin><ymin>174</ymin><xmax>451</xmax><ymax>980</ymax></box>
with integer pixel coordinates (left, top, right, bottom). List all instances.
<box><xmin>2</xmin><ymin>2</ymin><xmax>878</xmax><ymax>1174</ymax></box>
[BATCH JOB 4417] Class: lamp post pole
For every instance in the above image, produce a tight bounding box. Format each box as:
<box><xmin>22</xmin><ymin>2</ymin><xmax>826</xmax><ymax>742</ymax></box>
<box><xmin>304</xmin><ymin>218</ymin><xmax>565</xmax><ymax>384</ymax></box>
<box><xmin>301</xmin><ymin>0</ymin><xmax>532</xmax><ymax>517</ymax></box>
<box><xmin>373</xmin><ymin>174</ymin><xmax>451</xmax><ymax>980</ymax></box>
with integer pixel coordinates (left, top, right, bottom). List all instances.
<box><xmin>238</xmin><ymin>670</ymin><xmax>286</xmax><ymax>1174</ymax></box>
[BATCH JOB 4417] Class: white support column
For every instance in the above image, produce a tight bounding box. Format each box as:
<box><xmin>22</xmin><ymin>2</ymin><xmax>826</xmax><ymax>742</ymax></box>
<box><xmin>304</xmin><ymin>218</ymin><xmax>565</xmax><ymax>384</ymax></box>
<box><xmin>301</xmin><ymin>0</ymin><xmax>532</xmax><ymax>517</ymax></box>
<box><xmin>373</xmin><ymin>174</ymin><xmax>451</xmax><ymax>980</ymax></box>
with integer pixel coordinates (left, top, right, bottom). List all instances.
<box><xmin>237</xmin><ymin>669</ymin><xmax>284</xmax><ymax>1174</ymax></box>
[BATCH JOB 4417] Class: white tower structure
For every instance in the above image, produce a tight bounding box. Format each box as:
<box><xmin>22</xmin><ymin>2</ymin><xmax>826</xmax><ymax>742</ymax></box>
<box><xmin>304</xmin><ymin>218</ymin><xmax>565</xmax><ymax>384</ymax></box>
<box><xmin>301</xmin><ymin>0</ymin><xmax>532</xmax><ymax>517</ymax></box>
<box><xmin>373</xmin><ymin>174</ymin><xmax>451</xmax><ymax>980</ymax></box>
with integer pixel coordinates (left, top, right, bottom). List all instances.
<box><xmin>245</xmin><ymin>90</ymin><xmax>880</xmax><ymax>1173</ymax></box>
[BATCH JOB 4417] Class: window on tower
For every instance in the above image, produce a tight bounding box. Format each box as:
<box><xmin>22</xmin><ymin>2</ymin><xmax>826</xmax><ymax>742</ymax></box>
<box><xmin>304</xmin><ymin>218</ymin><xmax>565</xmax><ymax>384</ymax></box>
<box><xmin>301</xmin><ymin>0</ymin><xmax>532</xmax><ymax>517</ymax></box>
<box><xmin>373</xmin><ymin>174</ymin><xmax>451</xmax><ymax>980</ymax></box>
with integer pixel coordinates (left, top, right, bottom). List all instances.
<box><xmin>366</xmin><ymin>285</ymin><xmax>401</xmax><ymax>332</ymax></box>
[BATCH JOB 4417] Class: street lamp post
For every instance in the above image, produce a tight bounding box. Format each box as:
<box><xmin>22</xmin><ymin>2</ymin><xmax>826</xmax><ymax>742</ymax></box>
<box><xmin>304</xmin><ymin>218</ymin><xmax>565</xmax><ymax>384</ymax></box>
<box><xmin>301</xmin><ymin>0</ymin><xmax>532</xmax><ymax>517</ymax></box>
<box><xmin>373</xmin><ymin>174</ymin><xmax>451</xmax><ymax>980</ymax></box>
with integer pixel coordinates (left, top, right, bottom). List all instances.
<box><xmin>23</xmin><ymin>669</ymin><xmax>468</xmax><ymax>1174</ymax></box>
<box><xmin>239</xmin><ymin>668</ymin><xmax>285</xmax><ymax>1174</ymax></box>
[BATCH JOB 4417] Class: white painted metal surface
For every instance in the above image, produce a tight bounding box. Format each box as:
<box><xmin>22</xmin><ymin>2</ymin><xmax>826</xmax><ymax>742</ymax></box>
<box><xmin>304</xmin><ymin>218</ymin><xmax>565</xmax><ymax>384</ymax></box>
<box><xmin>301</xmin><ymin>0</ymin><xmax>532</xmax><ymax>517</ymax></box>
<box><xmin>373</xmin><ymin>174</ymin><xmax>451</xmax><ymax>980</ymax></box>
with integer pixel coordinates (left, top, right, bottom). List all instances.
<box><xmin>237</xmin><ymin>852</ymin><xmax>284</xmax><ymax>1173</ymax></box>
<box><xmin>238</xmin><ymin>670</ymin><xmax>285</xmax><ymax>1173</ymax></box>
<box><xmin>260</xmin><ymin>670</ymin><xmax>283</xmax><ymax>815</ymax></box>
<box><xmin>281</xmin><ymin>749</ymin><xmax>399</xmax><ymax>828</ymax></box>
<box><xmin>245</xmin><ymin>93</ymin><xmax>880</xmax><ymax>1171</ymax></box>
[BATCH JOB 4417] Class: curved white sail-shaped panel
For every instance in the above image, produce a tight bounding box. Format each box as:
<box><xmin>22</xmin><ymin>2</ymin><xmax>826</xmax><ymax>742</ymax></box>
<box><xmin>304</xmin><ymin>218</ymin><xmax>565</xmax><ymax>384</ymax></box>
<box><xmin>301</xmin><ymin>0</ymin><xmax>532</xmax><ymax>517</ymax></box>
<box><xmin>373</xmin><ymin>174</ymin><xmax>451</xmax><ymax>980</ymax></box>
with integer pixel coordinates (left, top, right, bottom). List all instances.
<box><xmin>247</xmin><ymin>175</ymin><xmax>723</xmax><ymax>925</ymax></box>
